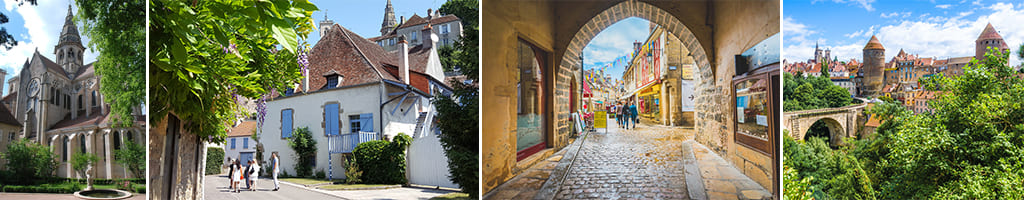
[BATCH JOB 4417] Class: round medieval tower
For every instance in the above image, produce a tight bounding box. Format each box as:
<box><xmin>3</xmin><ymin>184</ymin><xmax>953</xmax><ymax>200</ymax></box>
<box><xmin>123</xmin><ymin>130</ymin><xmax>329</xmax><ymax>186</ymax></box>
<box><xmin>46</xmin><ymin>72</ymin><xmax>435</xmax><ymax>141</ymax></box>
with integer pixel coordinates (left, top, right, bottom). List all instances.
<box><xmin>862</xmin><ymin>35</ymin><xmax>885</xmax><ymax>98</ymax></box>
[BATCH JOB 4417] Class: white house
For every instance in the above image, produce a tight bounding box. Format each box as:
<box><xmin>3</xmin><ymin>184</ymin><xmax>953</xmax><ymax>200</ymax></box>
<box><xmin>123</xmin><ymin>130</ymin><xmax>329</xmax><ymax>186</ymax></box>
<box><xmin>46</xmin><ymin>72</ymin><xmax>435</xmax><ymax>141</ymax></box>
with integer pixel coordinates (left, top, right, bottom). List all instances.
<box><xmin>259</xmin><ymin>23</ymin><xmax>457</xmax><ymax>189</ymax></box>
<box><xmin>224</xmin><ymin>120</ymin><xmax>258</xmax><ymax>166</ymax></box>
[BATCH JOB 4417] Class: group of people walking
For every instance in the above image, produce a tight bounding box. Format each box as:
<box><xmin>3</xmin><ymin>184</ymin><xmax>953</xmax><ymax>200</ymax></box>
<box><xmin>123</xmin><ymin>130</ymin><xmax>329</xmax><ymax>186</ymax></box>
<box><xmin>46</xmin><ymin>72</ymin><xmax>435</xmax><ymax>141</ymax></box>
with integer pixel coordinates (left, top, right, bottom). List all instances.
<box><xmin>227</xmin><ymin>152</ymin><xmax>281</xmax><ymax>193</ymax></box>
<box><xmin>613</xmin><ymin>101</ymin><xmax>638</xmax><ymax>129</ymax></box>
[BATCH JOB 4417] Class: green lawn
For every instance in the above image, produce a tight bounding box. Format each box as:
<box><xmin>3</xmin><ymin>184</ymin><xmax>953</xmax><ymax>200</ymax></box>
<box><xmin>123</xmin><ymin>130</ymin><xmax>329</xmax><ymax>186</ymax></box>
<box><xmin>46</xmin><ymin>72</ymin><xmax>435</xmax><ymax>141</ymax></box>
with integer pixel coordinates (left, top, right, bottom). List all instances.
<box><xmin>316</xmin><ymin>184</ymin><xmax>396</xmax><ymax>190</ymax></box>
<box><xmin>430</xmin><ymin>192</ymin><xmax>473</xmax><ymax>200</ymax></box>
<box><xmin>279</xmin><ymin>178</ymin><xmax>334</xmax><ymax>186</ymax></box>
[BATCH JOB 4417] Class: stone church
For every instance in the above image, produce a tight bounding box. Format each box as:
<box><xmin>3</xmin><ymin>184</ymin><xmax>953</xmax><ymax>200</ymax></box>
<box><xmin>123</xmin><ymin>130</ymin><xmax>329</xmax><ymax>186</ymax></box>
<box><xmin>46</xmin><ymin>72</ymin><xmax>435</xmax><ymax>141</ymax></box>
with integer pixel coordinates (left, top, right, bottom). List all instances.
<box><xmin>0</xmin><ymin>6</ymin><xmax>144</xmax><ymax>179</ymax></box>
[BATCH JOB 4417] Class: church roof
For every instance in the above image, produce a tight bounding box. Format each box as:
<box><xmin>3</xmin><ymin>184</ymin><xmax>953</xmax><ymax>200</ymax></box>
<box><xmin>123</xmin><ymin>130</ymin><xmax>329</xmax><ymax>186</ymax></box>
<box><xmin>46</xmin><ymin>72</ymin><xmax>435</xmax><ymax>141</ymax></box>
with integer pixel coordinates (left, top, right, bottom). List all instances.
<box><xmin>864</xmin><ymin>35</ymin><xmax>884</xmax><ymax>50</ymax></box>
<box><xmin>977</xmin><ymin>23</ymin><xmax>1004</xmax><ymax>41</ymax></box>
<box><xmin>0</xmin><ymin>104</ymin><xmax>21</xmax><ymax>127</ymax></box>
<box><xmin>32</xmin><ymin>50</ymin><xmax>68</xmax><ymax>75</ymax></box>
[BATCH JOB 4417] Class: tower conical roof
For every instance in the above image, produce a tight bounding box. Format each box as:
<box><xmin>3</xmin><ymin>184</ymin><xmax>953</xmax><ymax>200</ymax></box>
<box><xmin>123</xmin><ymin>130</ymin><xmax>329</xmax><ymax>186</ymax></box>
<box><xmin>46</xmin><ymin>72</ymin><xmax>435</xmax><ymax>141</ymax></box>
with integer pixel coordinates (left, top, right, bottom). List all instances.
<box><xmin>56</xmin><ymin>5</ymin><xmax>84</xmax><ymax>51</ymax></box>
<box><xmin>864</xmin><ymin>35</ymin><xmax>884</xmax><ymax>50</ymax></box>
<box><xmin>976</xmin><ymin>23</ymin><xmax>1003</xmax><ymax>41</ymax></box>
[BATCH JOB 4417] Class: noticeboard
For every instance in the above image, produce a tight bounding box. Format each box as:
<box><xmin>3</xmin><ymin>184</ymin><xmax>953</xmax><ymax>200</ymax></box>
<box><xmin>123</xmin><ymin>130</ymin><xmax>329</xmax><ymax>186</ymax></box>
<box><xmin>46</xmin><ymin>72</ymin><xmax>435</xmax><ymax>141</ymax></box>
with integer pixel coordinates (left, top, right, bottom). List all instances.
<box><xmin>594</xmin><ymin>111</ymin><xmax>607</xmax><ymax>128</ymax></box>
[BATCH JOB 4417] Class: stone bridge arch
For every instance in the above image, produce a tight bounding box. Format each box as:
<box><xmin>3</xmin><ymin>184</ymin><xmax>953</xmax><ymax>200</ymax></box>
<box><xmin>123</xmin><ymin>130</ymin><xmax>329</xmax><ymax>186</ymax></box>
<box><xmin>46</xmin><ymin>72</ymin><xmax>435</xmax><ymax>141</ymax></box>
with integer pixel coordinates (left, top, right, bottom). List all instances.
<box><xmin>783</xmin><ymin>104</ymin><xmax>866</xmax><ymax>146</ymax></box>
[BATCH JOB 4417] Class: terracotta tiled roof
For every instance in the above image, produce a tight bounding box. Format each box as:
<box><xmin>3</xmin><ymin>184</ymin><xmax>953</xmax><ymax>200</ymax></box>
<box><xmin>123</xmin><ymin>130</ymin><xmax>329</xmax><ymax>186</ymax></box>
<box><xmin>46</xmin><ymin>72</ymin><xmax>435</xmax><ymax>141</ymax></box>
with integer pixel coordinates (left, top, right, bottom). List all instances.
<box><xmin>307</xmin><ymin>24</ymin><xmax>399</xmax><ymax>92</ymax></box>
<box><xmin>227</xmin><ymin>120</ymin><xmax>257</xmax><ymax>137</ymax></box>
<box><xmin>397</xmin><ymin>14</ymin><xmax>459</xmax><ymax>29</ymax></box>
<box><xmin>977</xmin><ymin>23</ymin><xmax>1004</xmax><ymax>41</ymax></box>
<box><xmin>50</xmin><ymin>110</ymin><xmax>107</xmax><ymax>130</ymax></box>
<box><xmin>865</xmin><ymin>113</ymin><xmax>883</xmax><ymax>127</ymax></box>
<box><xmin>2</xmin><ymin>92</ymin><xmax>17</xmax><ymax>103</ymax></box>
<box><xmin>864</xmin><ymin>35</ymin><xmax>884</xmax><ymax>50</ymax></box>
<box><xmin>0</xmin><ymin>104</ymin><xmax>20</xmax><ymax>126</ymax></box>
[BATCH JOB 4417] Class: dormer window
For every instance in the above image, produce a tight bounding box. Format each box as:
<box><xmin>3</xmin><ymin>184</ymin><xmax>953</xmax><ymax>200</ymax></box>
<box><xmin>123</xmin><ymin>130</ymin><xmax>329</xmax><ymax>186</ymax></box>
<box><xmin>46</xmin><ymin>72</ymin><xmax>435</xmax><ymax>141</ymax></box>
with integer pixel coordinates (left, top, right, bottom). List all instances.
<box><xmin>323</xmin><ymin>70</ymin><xmax>343</xmax><ymax>89</ymax></box>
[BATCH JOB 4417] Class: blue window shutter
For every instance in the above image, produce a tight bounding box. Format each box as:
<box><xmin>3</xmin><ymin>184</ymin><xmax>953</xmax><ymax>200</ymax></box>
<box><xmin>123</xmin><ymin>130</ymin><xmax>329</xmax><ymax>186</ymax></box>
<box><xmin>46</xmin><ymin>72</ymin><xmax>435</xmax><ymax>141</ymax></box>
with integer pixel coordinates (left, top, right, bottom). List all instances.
<box><xmin>325</xmin><ymin>104</ymin><xmax>339</xmax><ymax>135</ymax></box>
<box><xmin>282</xmin><ymin>110</ymin><xmax>293</xmax><ymax>138</ymax></box>
<box><xmin>231</xmin><ymin>138</ymin><xmax>236</xmax><ymax>149</ymax></box>
<box><xmin>244</xmin><ymin>138</ymin><xmax>249</xmax><ymax>149</ymax></box>
<box><xmin>361</xmin><ymin>113</ymin><xmax>373</xmax><ymax>132</ymax></box>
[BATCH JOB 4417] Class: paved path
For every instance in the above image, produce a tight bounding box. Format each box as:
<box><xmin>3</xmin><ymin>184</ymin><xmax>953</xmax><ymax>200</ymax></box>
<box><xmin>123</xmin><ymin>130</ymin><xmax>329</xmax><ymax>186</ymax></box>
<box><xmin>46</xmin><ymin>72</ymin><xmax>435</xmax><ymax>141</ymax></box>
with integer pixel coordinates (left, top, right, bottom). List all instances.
<box><xmin>205</xmin><ymin>175</ymin><xmax>343</xmax><ymax>199</ymax></box>
<box><xmin>205</xmin><ymin>175</ymin><xmax>456</xmax><ymax>199</ymax></box>
<box><xmin>484</xmin><ymin>115</ymin><xmax>772</xmax><ymax>199</ymax></box>
<box><xmin>554</xmin><ymin>121</ymin><xmax>691</xmax><ymax>199</ymax></box>
<box><xmin>0</xmin><ymin>192</ymin><xmax>145</xmax><ymax>200</ymax></box>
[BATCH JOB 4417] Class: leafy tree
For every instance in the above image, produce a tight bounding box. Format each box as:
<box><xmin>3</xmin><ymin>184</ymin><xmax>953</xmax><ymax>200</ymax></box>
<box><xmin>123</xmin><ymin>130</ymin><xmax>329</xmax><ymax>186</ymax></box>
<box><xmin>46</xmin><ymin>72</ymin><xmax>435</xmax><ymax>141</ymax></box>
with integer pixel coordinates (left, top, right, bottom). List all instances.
<box><xmin>783</xmin><ymin>72</ymin><xmax>853</xmax><ymax>111</ymax></box>
<box><xmin>71</xmin><ymin>152</ymin><xmax>100</xmax><ymax>178</ymax></box>
<box><xmin>149</xmin><ymin>0</ymin><xmax>317</xmax><ymax>143</ymax></box>
<box><xmin>114</xmin><ymin>140</ymin><xmax>146</xmax><ymax>178</ymax></box>
<box><xmin>0</xmin><ymin>138</ymin><xmax>57</xmax><ymax>185</ymax></box>
<box><xmin>287</xmin><ymin>127</ymin><xmax>317</xmax><ymax>178</ymax></box>
<box><xmin>75</xmin><ymin>0</ymin><xmax>145</xmax><ymax>127</ymax></box>
<box><xmin>0</xmin><ymin>0</ymin><xmax>36</xmax><ymax>50</ymax></box>
<box><xmin>435</xmin><ymin>0</ymin><xmax>479</xmax><ymax>196</ymax></box>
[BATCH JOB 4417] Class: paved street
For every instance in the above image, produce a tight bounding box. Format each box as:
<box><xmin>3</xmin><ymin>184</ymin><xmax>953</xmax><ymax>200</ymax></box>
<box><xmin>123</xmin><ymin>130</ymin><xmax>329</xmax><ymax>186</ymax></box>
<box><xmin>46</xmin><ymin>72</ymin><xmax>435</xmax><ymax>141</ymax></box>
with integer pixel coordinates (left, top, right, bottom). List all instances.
<box><xmin>204</xmin><ymin>175</ymin><xmax>457</xmax><ymax>200</ymax></box>
<box><xmin>554</xmin><ymin>119</ymin><xmax>691</xmax><ymax>199</ymax></box>
<box><xmin>0</xmin><ymin>192</ymin><xmax>145</xmax><ymax>200</ymax></box>
<box><xmin>204</xmin><ymin>175</ymin><xmax>343</xmax><ymax>199</ymax></box>
<box><xmin>485</xmin><ymin>115</ymin><xmax>771</xmax><ymax>199</ymax></box>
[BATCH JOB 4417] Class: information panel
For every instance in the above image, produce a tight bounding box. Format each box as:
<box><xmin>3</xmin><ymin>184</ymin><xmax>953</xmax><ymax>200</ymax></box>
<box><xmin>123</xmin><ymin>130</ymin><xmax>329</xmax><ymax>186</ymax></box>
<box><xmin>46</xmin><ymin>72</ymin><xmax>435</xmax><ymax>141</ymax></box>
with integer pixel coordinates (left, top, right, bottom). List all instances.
<box><xmin>594</xmin><ymin>111</ymin><xmax>607</xmax><ymax>128</ymax></box>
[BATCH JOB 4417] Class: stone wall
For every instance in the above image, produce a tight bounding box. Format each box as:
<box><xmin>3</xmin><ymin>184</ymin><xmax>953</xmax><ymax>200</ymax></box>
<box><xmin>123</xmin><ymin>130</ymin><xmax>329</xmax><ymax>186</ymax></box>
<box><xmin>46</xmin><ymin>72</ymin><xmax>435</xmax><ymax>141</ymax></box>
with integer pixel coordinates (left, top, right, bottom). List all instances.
<box><xmin>148</xmin><ymin>115</ymin><xmax>205</xmax><ymax>200</ymax></box>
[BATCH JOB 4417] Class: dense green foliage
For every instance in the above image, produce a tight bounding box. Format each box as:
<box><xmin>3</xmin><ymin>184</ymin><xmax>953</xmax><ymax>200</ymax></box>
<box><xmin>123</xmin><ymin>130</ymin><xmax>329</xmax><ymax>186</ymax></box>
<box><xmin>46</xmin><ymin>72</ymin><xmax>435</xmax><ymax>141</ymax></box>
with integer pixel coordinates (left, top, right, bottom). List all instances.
<box><xmin>114</xmin><ymin>140</ymin><xmax>146</xmax><ymax>178</ymax></box>
<box><xmin>149</xmin><ymin>0</ymin><xmax>317</xmax><ymax>143</ymax></box>
<box><xmin>783</xmin><ymin>72</ymin><xmax>853</xmax><ymax>111</ymax></box>
<box><xmin>287</xmin><ymin>127</ymin><xmax>317</xmax><ymax>178</ymax></box>
<box><xmin>344</xmin><ymin>156</ymin><xmax>362</xmax><ymax>184</ymax></box>
<box><xmin>0</xmin><ymin>139</ymin><xmax>57</xmax><ymax>185</ymax></box>
<box><xmin>782</xmin><ymin>162</ymin><xmax>813</xmax><ymax>200</ymax></box>
<box><xmin>71</xmin><ymin>152</ymin><xmax>100</xmax><ymax>178</ymax></box>
<box><xmin>205</xmin><ymin>147</ymin><xmax>225</xmax><ymax>175</ymax></box>
<box><xmin>352</xmin><ymin>133</ymin><xmax>412</xmax><ymax>185</ymax></box>
<box><xmin>785</xmin><ymin>48</ymin><xmax>1024</xmax><ymax>199</ymax></box>
<box><xmin>0</xmin><ymin>182</ymin><xmax>82</xmax><ymax>193</ymax></box>
<box><xmin>434</xmin><ymin>0</ymin><xmax>480</xmax><ymax>196</ymax></box>
<box><xmin>75</xmin><ymin>0</ymin><xmax>145</xmax><ymax>127</ymax></box>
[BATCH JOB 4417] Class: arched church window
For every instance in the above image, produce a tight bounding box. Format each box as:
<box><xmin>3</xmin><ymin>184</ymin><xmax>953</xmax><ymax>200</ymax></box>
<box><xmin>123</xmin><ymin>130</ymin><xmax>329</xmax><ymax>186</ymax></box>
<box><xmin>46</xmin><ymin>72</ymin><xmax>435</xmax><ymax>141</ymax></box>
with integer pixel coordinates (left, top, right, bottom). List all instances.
<box><xmin>113</xmin><ymin>131</ymin><xmax>122</xmax><ymax>150</ymax></box>
<box><xmin>79</xmin><ymin>136</ymin><xmax>86</xmax><ymax>153</ymax></box>
<box><xmin>92</xmin><ymin>91</ymin><xmax>97</xmax><ymax>106</ymax></box>
<box><xmin>78</xmin><ymin>95</ymin><xmax>83</xmax><ymax>111</ymax></box>
<box><xmin>62</xmin><ymin>137</ymin><xmax>68</xmax><ymax>162</ymax></box>
<box><xmin>126</xmin><ymin>131</ymin><xmax>133</xmax><ymax>144</ymax></box>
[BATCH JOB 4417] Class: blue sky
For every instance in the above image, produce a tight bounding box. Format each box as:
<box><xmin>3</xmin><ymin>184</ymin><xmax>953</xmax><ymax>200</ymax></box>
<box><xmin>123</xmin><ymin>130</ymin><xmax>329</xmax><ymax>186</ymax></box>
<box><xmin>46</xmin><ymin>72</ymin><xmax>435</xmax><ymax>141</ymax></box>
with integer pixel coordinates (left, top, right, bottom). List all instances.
<box><xmin>784</xmin><ymin>0</ymin><xmax>1024</xmax><ymax>65</ymax></box>
<box><xmin>306</xmin><ymin>0</ymin><xmax>449</xmax><ymax>45</ymax></box>
<box><xmin>583</xmin><ymin>17</ymin><xmax>652</xmax><ymax>80</ymax></box>
<box><xmin>0</xmin><ymin>0</ymin><xmax>89</xmax><ymax>96</ymax></box>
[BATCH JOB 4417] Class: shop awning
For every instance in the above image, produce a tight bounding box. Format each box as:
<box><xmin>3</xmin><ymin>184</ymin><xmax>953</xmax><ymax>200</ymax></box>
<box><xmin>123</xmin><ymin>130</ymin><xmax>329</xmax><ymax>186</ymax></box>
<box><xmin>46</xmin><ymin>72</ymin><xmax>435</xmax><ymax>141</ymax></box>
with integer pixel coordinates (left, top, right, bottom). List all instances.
<box><xmin>583</xmin><ymin>81</ymin><xmax>593</xmax><ymax>98</ymax></box>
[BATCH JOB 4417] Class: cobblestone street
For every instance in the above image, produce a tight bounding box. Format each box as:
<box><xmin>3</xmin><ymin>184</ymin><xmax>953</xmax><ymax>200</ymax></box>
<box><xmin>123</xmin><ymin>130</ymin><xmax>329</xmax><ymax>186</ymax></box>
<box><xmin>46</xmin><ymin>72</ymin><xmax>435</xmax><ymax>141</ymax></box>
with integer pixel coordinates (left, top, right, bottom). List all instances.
<box><xmin>485</xmin><ymin>116</ymin><xmax>772</xmax><ymax>199</ymax></box>
<box><xmin>554</xmin><ymin>119</ymin><xmax>692</xmax><ymax>199</ymax></box>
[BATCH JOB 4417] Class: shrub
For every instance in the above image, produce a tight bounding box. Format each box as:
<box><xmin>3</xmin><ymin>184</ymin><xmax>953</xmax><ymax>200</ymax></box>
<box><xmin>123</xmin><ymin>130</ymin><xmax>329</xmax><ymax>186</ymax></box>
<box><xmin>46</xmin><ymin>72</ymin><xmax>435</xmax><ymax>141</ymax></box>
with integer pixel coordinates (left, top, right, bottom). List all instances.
<box><xmin>205</xmin><ymin>147</ymin><xmax>225</xmax><ymax>175</ymax></box>
<box><xmin>315</xmin><ymin>169</ymin><xmax>325</xmax><ymax>180</ymax></box>
<box><xmin>1</xmin><ymin>182</ymin><xmax>82</xmax><ymax>193</ymax></box>
<box><xmin>353</xmin><ymin>133</ymin><xmax>412</xmax><ymax>184</ymax></box>
<box><xmin>0</xmin><ymin>138</ymin><xmax>58</xmax><ymax>185</ymax></box>
<box><xmin>114</xmin><ymin>140</ymin><xmax>146</xmax><ymax>178</ymax></box>
<box><xmin>344</xmin><ymin>156</ymin><xmax>362</xmax><ymax>184</ymax></box>
<box><xmin>287</xmin><ymin>127</ymin><xmax>317</xmax><ymax>178</ymax></box>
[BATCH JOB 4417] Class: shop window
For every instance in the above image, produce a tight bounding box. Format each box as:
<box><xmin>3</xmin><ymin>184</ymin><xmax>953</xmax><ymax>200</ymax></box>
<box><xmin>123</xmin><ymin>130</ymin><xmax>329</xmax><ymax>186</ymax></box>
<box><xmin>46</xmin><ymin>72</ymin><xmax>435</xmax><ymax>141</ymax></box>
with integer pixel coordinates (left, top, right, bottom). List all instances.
<box><xmin>516</xmin><ymin>39</ymin><xmax>546</xmax><ymax>161</ymax></box>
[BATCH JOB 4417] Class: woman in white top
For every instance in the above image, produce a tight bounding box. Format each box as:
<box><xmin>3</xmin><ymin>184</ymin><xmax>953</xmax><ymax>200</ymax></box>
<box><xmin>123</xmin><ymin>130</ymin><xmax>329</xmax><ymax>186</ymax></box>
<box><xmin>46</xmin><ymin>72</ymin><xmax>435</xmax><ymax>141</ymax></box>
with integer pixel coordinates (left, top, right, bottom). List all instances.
<box><xmin>231</xmin><ymin>160</ymin><xmax>242</xmax><ymax>193</ymax></box>
<box><xmin>249</xmin><ymin>159</ymin><xmax>261</xmax><ymax>191</ymax></box>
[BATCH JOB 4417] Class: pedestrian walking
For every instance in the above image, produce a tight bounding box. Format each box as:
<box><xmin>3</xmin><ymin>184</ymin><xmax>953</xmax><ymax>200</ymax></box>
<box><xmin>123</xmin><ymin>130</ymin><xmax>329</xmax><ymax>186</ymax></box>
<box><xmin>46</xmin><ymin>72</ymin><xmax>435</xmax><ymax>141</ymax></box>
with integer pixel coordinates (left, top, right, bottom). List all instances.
<box><xmin>272</xmin><ymin>152</ymin><xmax>281</xmax><ymax>191</ymax></box>
<box><xmin>613</xmin><ymin>103</ymin><xmax>621</xmax><ymax>128</ymax></box>
<box><xmin>244</xmin><ymin>160</ymin><xmax>253</xmax><ymax>190</ymax></box>
<box><xmin>231</xmin><ymin>160</ymin><xmax>242</xmax><ymax>193</ymax></box>
<box><xmin>619</xmin><ymin>102</ymin><xmax>630</xmax><ymax>130</ymax></box>
<box><xmin>226</xmin><ymin>157</ymin><xmax>234</xmax><ymax>190</ymax></box>
<box><xmin>629</xmin><ymin>102</ymin><xmax>638</xmax><ymax>129</ymax></box>
<box><xmin>249</xmin><ymin>159</ymin><xmax>261</xmax><ymax>191</ymax></box>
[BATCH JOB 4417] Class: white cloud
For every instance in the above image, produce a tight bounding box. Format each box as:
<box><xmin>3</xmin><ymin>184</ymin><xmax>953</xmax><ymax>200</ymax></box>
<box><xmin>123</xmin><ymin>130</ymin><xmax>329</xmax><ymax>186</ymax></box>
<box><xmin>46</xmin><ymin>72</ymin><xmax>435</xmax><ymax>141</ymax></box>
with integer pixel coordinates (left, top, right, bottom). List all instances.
<box><xmin>583</xmin><ymin>17</ymin><xmax>651</xmax><ymax>76</ymax></box>
<box><xmin>792</xmin><ymin>2</ymin><xmax>1024</xmax><ymax>65</ymax></box>
<box><xmin>0</xmin><ymin>0</ymin><xmax>98</xmax><ymax>95</ymax></box>
<box><xmin>813</xmin><ymin>0</ymin><xmax>876</xmax><ymax>11</ymax></box>
<box><xmin>881</xmin><ymin>11</ymin><xmax>912</xmax><ymax>18</ymax></box>
<box><xmin>936</xmin><ymin>4</ymin><xmax>952</xmax><ymax>9</ymax></box>
<box><xmin>845</xmin><ymin>25</ymin><xmax>876</xmax><ymax>39</ymax></box>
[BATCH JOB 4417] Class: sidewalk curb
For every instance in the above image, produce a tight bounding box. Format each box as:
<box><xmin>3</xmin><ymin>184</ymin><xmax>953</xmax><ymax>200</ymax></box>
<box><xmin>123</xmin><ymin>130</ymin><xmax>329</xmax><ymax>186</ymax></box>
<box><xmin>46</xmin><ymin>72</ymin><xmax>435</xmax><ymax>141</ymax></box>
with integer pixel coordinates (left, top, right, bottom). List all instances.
<box><xmin>278</xmin><ymin>180</ymin><xmax>352</xmax><ymax>200</ymax></box>
<box><xmin>534</xmin><ymin>129</ymin><xmax>591</xmax><ymax>200</ymax></box>
<box><xmin>681</xmin><ymin>140</ymin><xmax>708</xmax><ymax>199</ymax></box>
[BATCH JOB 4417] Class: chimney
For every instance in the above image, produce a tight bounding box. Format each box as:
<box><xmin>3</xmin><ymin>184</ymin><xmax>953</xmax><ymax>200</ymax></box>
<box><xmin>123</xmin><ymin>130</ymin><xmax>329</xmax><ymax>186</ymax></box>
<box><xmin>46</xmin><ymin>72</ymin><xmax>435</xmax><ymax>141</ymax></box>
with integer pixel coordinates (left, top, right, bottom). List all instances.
<box><xmin>399</xmin><ymin>36</ymin><xmax>410</xmax><ymax>85</ymax></box>
<box><xmin>400</xmin><ymin>16</ymin><xmax>405</xmax><ymax>25</ymax></box>
<box><xmin>422</xmin><ymin>24</ymin><xmax>436</xmax><ymax>50</ymax></box>
<box><xmin>303</xmin><ymin>67</ymin><xmax>309</xmax><ymax>92</ymax></box>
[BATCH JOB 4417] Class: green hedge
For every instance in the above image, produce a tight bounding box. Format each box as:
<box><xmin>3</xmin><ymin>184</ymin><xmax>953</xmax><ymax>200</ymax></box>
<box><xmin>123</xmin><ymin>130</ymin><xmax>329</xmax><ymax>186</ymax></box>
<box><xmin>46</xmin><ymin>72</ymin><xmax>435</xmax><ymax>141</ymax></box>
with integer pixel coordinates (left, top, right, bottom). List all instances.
<box><xmin>38</xmin><ymin>177</ymin><xmax>145</xmax><ymax>185</ymax></box>
<box><xmin>353</xmin><ymin>133</ymin><xmax>411</xmax><ymax>184</ymax></box>
<box><xmin>206</xmin><ymin>147</ymin><xmax>225</xmax><ymax>175</ymax></box>
<box><xmin>1</xmin><ymin>182</ymin><xmax>82</xmax><ymax>193</ymax></box>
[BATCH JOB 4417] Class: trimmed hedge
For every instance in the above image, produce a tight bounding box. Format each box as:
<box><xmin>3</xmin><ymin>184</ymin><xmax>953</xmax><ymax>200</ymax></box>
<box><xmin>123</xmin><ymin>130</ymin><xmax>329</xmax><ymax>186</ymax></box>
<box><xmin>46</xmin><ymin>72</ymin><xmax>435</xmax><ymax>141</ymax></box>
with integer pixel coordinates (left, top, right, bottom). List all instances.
<box><xmin>353</xmin><ymin>133</ymin><xmax>411</xmax><ymax>184</ymax></box>
<box><xmin>1</xmin><ymin>182</ymin><xmax>82</xmax><ymax>193</ymax></box>
<box><xmin>206</xmin><ymin>147</ymin><xmax>225</xmax><ymax>175</ymax></box>
<box><xmin>38</xmin><ymin>177</ymin><xmax>145</xmax><ymax>185</ymax></box>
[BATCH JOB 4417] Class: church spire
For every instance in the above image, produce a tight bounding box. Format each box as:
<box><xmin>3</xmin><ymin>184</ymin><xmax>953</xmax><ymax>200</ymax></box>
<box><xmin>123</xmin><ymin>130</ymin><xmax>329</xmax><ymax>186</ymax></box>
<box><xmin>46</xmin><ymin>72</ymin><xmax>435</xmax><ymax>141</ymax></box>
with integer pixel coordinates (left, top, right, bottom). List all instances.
<box><xmin>380</xmin><ymin>0</ymin><xmax>397</xmax><ymax>35</ymax></box>
<box><xmin>55</xmin><ymin>4</ymin><xmax>84</xmax><ymax>75</ymax></box>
